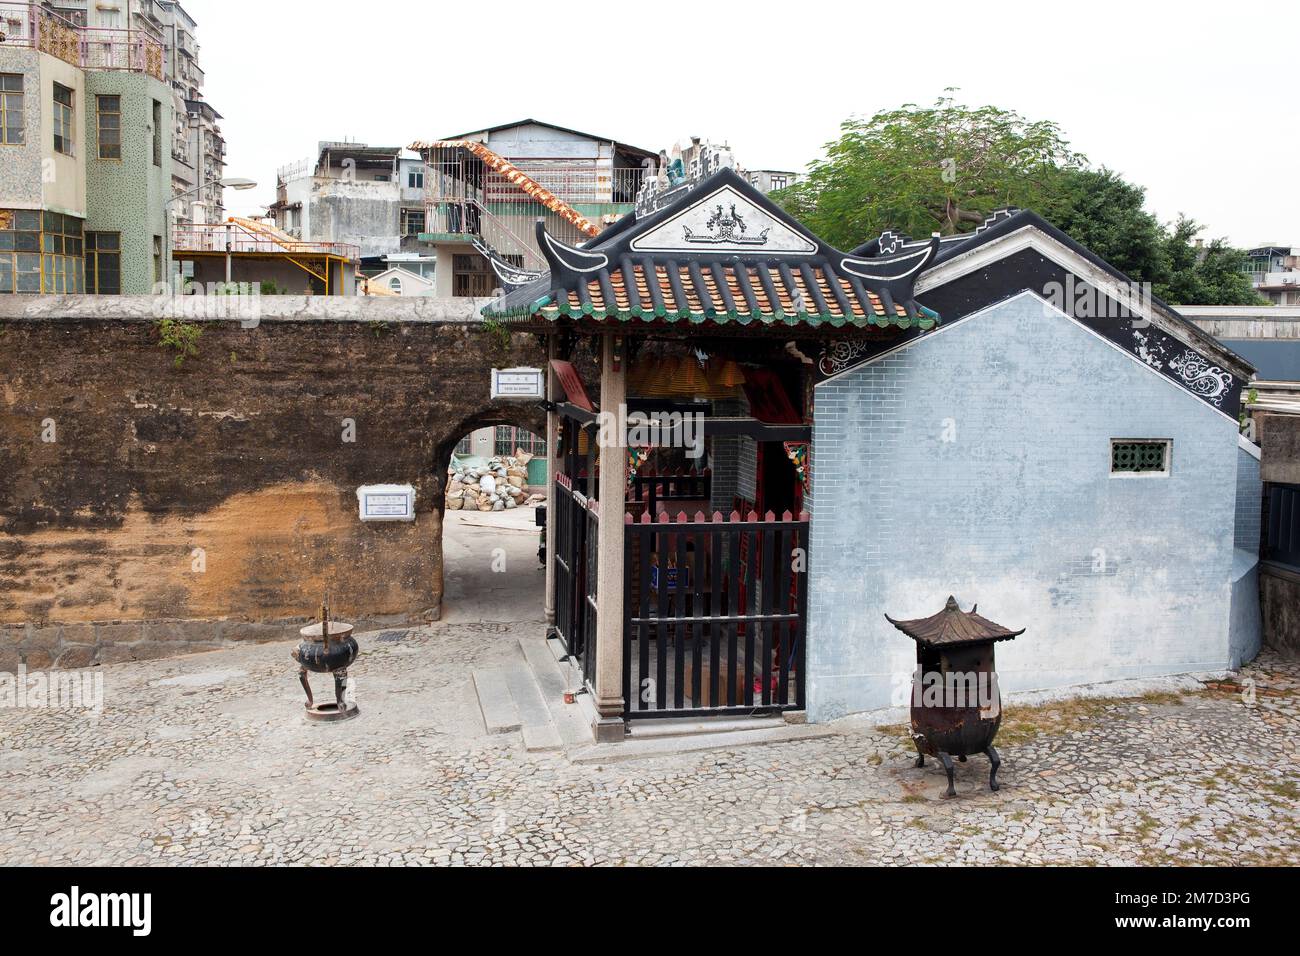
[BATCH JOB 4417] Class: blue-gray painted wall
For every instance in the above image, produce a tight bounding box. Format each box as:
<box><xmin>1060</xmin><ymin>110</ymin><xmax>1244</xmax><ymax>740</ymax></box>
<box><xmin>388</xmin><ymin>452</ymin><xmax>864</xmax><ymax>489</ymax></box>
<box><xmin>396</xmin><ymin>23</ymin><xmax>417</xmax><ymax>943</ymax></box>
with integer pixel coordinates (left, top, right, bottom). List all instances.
<box><xmin>1229</xmin><ymin>444</ymin><xmax>1263</xmax><ymax>668</ymax></box>
<box><xmin>807</xmin><ymin>292</ymin><xmax>1241</xmax><ymax>721</ymax></box>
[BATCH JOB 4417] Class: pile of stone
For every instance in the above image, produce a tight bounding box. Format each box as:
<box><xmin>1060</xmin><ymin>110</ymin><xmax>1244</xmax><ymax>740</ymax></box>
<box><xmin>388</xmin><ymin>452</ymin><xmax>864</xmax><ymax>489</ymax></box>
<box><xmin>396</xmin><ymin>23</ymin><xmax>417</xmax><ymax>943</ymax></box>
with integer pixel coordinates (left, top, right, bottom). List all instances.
<box><xmin>445</xmin><ymin>454</ymin><xmax>543</xmax><ymax>512</ymax></box>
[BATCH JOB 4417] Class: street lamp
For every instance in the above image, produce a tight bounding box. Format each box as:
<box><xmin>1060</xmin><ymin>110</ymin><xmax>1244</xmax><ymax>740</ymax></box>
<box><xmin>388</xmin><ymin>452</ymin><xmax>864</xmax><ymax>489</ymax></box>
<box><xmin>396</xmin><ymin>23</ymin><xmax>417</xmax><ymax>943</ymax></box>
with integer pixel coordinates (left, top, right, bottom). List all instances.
<box><xmin>173</xmin><ymin>176</ymin><xmax>258</xmax><ymax>203</ymax></box>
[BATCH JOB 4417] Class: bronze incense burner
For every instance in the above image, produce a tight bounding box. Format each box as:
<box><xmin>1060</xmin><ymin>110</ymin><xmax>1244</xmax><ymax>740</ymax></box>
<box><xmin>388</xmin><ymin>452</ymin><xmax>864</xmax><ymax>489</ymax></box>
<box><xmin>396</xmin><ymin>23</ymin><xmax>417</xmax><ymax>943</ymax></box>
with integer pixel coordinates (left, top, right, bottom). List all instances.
<box><xmin>886</xmin><ymin>597</ymin><xmax>1024</xmax><ymax>797</ymax></box>
<box><xmin>292</xmin><ymin>597</ymin><xmax>359</xmax><ymax>722</ymax></box>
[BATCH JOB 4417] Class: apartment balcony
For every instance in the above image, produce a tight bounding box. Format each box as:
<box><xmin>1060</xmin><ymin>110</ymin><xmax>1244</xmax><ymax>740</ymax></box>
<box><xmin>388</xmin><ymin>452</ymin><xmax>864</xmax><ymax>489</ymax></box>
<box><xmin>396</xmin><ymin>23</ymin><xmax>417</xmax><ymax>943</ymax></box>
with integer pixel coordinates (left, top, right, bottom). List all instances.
<box><xmin>1258</xmin><ymin>271</ymin><xmax>1300</xmax><ymax>291</ymax></box>
<box><xmin>173</xmin><ymin>222</ymin><xmax>359</xmax><ymax>261</ymax></box>
<box><xmin>0</xmin><ymin>2</ymin><xmax>165</xmax><ymax>80</ymax></box>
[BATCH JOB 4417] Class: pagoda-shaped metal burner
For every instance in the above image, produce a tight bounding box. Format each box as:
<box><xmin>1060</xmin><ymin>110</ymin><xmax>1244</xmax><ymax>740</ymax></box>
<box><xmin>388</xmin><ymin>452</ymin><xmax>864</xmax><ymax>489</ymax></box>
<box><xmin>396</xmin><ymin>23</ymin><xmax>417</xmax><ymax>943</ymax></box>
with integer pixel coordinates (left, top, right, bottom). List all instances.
<box><xmin>292</xmin><ymin>595</ymin><xmax>359</xmax><ymax>722</ymax></box>
<box><xmin>886</xmin><ymin>597</ymin><xmax>1024</xmax><ymax>797</ymax></box>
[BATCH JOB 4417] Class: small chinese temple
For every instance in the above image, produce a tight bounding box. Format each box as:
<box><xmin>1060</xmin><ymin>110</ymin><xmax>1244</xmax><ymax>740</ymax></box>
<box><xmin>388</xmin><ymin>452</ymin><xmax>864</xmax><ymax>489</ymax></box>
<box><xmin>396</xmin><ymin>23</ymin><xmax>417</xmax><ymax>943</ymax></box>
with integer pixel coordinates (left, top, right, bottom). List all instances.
<box><xmin>484</xmin><ymin>166</ymin><xmax>1261</xmax><ymax>741</ymax></box>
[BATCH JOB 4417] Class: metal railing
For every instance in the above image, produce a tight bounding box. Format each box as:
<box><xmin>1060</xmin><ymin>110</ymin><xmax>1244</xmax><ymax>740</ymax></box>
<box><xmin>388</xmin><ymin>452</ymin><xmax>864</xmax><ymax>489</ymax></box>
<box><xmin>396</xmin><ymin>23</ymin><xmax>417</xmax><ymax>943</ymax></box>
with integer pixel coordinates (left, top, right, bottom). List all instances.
<box><xmin>0</xmin><ymin>3</ymin><xmax>164</xmax><ymax>79</ymax></box>
<box><xmin>420</xmin><ymin>147</ymin><xmax>644</xmax><ymax>270</ymax></box>
<box><xmin>424</xmin><ymin>198</ymin><xmax>551</xmax><ymax>271</ymax></box>
<box><xmin>172</xmin><ymin>222</ymin><xmax>359</xmax><ymax>260</ymax></box>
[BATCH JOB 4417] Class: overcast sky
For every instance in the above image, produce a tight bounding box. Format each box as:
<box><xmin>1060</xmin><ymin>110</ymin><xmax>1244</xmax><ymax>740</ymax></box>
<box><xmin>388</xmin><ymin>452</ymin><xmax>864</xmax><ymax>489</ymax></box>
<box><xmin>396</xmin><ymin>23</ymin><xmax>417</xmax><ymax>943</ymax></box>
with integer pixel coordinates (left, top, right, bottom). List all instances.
<box><xmin>192</xmin><ymin>0</ymin><xmax>1291</xmax><ymax>247</ymax></box>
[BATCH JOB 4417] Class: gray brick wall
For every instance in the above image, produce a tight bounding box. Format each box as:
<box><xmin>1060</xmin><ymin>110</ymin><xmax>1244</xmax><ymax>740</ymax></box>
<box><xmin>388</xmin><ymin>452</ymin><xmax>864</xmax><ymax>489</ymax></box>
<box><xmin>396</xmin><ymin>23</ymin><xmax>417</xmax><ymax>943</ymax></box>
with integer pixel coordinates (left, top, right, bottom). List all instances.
<box><xmin>1234</xmin><ymin>445</ymin><xmax>1263</xmax><ymax>553</ymax></box>
<box><xmin>806</xmin><ymin>292</ymin><xmax>1241</xmax><ymax>720</ymax></box>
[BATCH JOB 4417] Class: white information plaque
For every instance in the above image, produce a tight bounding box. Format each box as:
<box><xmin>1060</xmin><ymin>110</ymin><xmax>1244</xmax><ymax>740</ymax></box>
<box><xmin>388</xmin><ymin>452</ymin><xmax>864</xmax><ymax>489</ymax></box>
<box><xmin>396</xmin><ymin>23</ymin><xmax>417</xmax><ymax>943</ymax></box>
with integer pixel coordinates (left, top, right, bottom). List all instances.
<box><xmin>491</xmin><ymin>367</ymin><xmax>545</xmax><ymax>400</ymax></box>
<box><xmin>357</xmin><ymin>484</ymin><xmax>416</xmax><ymax>523</ymax></box>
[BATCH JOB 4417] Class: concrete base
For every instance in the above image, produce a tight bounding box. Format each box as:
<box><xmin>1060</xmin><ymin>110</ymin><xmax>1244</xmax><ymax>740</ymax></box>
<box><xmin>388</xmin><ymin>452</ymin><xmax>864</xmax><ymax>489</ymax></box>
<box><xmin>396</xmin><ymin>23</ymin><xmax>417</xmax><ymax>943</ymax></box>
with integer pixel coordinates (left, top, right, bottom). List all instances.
<box><xmin>592</xmin><ymin>716</ymin><xmax>627</xmax><ymax>744</ymax></box>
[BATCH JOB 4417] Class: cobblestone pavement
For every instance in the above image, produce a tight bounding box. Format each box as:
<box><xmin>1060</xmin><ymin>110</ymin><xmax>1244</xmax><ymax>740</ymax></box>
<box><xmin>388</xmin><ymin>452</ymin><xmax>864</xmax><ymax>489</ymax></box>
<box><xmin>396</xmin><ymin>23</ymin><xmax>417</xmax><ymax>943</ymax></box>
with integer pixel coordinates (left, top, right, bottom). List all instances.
<box><xmin>1</xmin><ymin>625</ymin><xmax>1296</xmax><ymax>866</ymax></box>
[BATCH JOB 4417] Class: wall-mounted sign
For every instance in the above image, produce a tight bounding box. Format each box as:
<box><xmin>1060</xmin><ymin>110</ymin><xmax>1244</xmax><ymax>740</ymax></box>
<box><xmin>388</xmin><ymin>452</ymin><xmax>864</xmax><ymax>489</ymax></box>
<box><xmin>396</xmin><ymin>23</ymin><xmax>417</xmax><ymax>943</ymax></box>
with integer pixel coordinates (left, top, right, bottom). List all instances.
<box><xmin>357</xmin><ymin>484</ymin><xmax>416</xmax><ymax>522</ymax></box>
<box><xmin>491</xmin><ymin>367</ymin><xmax>545</xmax><ymax>401</ymax></box>
<box><xmin>550</xmin><ymin>360</ymin><xmax>594</xmax><ymax>412</ymax></box>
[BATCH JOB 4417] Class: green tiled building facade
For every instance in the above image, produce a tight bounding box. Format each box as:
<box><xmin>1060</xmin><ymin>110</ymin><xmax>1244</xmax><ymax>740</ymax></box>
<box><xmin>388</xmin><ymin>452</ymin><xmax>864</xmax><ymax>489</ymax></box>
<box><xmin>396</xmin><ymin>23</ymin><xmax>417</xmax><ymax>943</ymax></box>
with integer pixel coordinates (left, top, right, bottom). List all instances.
<box><xmin>83</xmin><ymin>71</ymin><xmax>173</xmax><ymax>294</ymax></box>
<box><xmin>0</xmin><ymin>47</ymin><xmax>172</xmax><ymax>295</ymax></box>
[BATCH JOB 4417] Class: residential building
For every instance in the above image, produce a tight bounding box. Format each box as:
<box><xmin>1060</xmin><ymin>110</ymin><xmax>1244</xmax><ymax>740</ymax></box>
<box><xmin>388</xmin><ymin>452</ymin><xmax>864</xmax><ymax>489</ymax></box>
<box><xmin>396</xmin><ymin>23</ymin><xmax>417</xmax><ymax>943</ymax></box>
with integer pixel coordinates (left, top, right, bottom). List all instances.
<box><xmin>746</xmin><ymin>169</ymin><xmax>799</xmax><ymax>194</ymax></box>
<box><xmin>410</xmin><ymin>119</ymin><xmax>656</xmax><ymax>297</ymax></box>
<box><xmin>364</xmin><ymin>264</ymin><xmax>433</xmax><ymax>297</ymax></box>
<box><xmin>0</xmin><ymin>0</ymin><xmax>172</xmax><ymax>293</ymax></box>
<box><xmin>36</xmin><ymin>0</ymin><xmax>226</xmax><ymax>224</ymax></box>
<box><xmin>271</xmin><ymin>142</ymin><xmax>423</xmax><ymax>260</ymax></box>
<box><xmin>1242</xmin><ymin>245</ymin><xmax>1300</xmax><ymax>305</ymax></box>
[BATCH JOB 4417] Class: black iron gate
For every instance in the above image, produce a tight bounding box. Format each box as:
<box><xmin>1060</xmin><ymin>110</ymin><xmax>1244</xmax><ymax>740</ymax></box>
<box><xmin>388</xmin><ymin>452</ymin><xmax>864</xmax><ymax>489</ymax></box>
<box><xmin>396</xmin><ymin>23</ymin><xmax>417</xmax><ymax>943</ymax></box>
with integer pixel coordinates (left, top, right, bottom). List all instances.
<box><xmin>554</xmin><ymin>473</ymin><xmax>599</xmax><ymax>687</ymax></box>
<box><xmin>1265</xmin><ymin>483</ymin><xmax>1300</xmax><ymax>567</ymax></box>
<box><xmin>622</xmin><ymin>509</ymin><xmax>808</xmax><ymax>719</ymax></box>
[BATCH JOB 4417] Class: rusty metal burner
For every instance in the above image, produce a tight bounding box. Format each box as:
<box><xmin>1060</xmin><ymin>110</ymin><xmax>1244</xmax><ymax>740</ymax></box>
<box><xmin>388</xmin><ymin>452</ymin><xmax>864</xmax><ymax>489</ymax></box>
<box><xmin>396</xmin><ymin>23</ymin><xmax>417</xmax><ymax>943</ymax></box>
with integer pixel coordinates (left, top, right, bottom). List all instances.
<box><xmin>886</xmin><ymin>596</ymin><xmax>1024</xmax><ymax>797</ymax></box>
<box><xmin>292</xmin><ymin>595</ymin><xmax>359</xmax><ymax>722</ymax></box>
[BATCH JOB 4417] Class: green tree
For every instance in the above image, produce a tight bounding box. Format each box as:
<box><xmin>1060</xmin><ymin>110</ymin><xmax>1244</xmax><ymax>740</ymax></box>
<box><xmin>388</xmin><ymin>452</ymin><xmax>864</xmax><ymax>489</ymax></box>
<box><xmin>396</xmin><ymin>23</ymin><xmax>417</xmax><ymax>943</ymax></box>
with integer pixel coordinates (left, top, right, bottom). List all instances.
<box><xmin>1155</xmin><ymin>218</ymin><xmax>1261</xmax><ymax>305</ymax></box>
<box><xmin>1041</xmin><ymin>167</ymin><xmax>1166</xmax><ymax>285</ymax></box>
<box><xmin>777</xmin><ymin>95</ymin><xmax>1266</xmax><ymax>305</ymax></box>
<box><xmin>775</xmin><ymin>92</ymin><xmax>1084</xmax><ymax>246</ymax></box>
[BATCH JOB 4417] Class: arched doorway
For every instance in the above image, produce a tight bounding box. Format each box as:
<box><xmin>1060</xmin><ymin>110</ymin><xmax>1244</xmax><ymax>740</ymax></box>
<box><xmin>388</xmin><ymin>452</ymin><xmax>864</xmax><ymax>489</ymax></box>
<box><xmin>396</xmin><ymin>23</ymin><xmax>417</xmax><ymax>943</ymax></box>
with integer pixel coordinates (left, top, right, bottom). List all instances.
<box><xmin>432</xmin><ymin>406</ymin><xmax>548</xmax><ymax>625</ymax></box>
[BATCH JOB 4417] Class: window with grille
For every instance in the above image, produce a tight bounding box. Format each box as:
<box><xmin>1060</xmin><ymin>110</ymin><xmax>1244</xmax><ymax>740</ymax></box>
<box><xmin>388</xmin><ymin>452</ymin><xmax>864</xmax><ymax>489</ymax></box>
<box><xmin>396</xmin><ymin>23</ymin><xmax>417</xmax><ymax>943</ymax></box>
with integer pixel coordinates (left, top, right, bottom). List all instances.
<box><xmin>53</xmin><ymin>83</ymin><xmax>73</xmax><ymax>155</ymax></box>
<box><xmin>453</xmin><ymin>253</ymin><xmax>494</xmax><ymax>297</ymax></box>
<box><xmin>495</xmin><ymin>427</ymin><xmax>546</xmax><ymax>457</ymax></box>
<box><xmin>400</xmin><ymin>208</ymin><xmax>425</xmax><ymax>236</ymax></box>
<box><xmin>96</xmin><ymin>95</ymin><xmax>121</xmax><ymax>159</ymax></box>
<box><xmin>1111</xmin><ymin>440</ymin><xmax>1170</xmax><ymax>476</ymax></box>
<box><xmin>1</xmin><ymin>74</ymin><xmax>24</xmax><ymax>146</ymax></box>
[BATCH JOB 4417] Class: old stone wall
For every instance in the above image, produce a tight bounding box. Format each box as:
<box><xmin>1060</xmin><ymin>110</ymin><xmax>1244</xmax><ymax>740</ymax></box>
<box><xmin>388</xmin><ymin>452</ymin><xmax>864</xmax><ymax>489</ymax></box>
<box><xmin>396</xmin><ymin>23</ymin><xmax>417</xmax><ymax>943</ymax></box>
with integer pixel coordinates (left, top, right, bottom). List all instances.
<box><xmin>1261</xmin><ymin>564</ymin><xmax>1300</xmax><ymax>656</ymax></box>
<box><xmin>0</xmin><ymin>296</ymin><xmax>549</xmax><ymax>672</ymax></box>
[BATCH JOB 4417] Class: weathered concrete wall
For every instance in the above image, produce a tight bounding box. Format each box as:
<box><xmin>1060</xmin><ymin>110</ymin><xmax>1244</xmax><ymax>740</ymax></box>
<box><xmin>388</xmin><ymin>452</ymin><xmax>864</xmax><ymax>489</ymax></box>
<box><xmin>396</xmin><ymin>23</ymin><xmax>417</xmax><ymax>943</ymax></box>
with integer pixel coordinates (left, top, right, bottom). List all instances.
<box><xmin>309</xmin><ymin>180</ymin><xmax>401</xmax><ymax>259</ymax></box>
<box><xmin>0</xmin><ymin>296</ymin><xmax>547</xmax><ymax>672</ymax></box>
<box><xmin>807</xmin><ymin>292</ymin><xmax>1241</xmax><ymax>720</ymax></box>
<box><xmin>1261</xmin><ymin>564</ymin><xmax>1300</xmax><ymax>656</ymax></box>
<box><xmin>1180</xmin><ymin>306</ymin><xmax>1300</xmax><ymax>342</ymax></box>
<box><xmin>1259</xmin><ymin>412</ymin><xmax>1300</xmax><ymax>485</ymax></box>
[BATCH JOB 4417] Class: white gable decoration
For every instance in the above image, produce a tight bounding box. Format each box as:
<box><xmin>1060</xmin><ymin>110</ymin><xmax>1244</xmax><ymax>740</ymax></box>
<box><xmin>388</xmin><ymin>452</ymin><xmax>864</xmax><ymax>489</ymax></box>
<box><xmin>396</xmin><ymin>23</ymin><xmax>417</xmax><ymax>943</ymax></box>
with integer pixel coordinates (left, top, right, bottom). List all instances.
<box><xmin>630</xmin><ymin>185</ymin><xmax>817</xmax><ymax>256</ymax></box>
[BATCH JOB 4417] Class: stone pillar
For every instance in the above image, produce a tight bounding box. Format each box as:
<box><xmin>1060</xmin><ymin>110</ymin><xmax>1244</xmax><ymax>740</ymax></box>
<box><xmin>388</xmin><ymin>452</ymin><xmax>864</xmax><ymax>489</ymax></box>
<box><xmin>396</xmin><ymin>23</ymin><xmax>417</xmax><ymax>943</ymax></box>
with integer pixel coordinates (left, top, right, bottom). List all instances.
<box><xmin>592</xmin><ymin>332</ymin><xmax>626</xmax><ymax>742</ymax></box>
<box><xmin>543</xmin><ymin>335</ymin><xmax>558</xmax><ymax>632</ymax></box>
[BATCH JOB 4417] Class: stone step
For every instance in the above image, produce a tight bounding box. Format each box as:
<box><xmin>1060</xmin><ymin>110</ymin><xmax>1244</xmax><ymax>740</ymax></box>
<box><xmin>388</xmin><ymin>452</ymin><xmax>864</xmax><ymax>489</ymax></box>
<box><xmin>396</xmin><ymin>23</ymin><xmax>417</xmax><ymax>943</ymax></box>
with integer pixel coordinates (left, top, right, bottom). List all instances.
<box><xmin>472</xmin><ymin>668</ymin><xmax>520</xmax><ymax>735</ymax></box>
<box><xmin>518</xmin><ymin>638</ymin><xmax>594</xmax><ymax>748</ymax></box>
<box><xmin>626</xmin><ymin>715</ymin><xmax>789</xmax><ymax>740</ymax></box>
<box><xmin>501</xmin><ymin>648</ymin><xmax>564</xmax><ymax>753</ymax></box>
<box><xmin>568</xmin><ymin>722</ymin><xmax>839</xmax><ymax>765</ymax></box>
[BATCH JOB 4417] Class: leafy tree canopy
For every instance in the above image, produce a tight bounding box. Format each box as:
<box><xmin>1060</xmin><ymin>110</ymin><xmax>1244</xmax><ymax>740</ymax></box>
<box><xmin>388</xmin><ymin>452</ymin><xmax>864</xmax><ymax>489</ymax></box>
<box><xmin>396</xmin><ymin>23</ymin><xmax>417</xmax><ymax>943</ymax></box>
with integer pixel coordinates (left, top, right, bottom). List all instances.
<box><xmin>775</xmin><ymin>93</ymin><xmax>1265</xmax><ymax>305</ymax></box>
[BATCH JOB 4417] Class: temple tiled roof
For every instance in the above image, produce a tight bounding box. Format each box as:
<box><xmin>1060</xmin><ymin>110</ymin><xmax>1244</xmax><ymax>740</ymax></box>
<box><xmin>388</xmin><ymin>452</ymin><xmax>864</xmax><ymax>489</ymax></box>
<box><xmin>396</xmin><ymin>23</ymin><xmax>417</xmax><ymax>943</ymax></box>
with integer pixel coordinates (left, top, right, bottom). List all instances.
<box><xmin>503</xmin><ymin>259</ymin><xmax>934</xmax><ymax>328</ymax></box>
<box><xmin>483</xmin><ymin>168</ymin><xmax>940</xmax><ymax>332</ymax></box>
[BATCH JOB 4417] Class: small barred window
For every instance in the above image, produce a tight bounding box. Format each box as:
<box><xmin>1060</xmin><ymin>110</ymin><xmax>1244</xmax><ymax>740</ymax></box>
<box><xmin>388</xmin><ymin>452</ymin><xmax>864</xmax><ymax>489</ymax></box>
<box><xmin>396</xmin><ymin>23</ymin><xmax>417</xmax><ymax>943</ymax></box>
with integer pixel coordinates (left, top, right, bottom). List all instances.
<box><xmin>1111</xmin><ymin>440</ymin><xmax>1170</xmax><ymax>476</ymax></box>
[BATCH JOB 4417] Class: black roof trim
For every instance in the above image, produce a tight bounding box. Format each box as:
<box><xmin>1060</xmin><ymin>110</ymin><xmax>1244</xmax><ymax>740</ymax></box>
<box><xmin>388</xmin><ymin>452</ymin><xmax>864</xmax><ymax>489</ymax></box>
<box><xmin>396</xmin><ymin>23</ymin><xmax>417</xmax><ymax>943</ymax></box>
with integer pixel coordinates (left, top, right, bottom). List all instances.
<box><xmin>502</xmin><ymin>167</ymin><xmax>939</xmax><ymax>321</ymax></box>
<box><xmin>916</xmin><ymin>208</ymin><xmax>1255</xmax><ymax>379</ymax></box>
